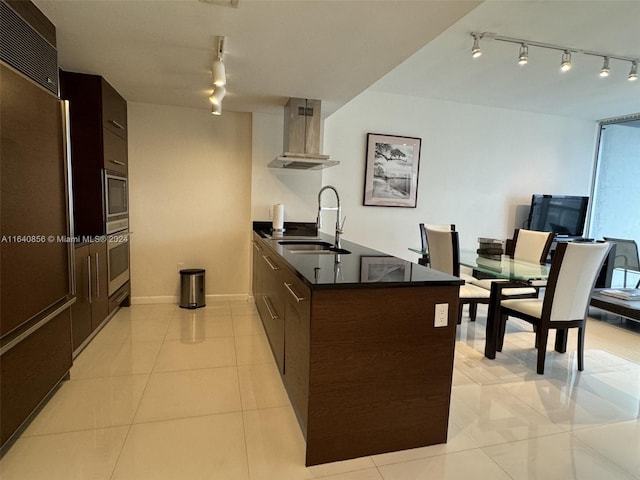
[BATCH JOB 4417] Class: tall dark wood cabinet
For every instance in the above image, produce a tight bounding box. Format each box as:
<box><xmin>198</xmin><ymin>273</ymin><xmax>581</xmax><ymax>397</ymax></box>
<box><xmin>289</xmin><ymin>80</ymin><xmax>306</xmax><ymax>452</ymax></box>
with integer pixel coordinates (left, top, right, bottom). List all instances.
<box><xmin>59</xmin><ymin>70</ymin><xmax>128</xmax><ymax>237</ymax></box>
<box><xmin>1</xmin><ymin>0</ymin><xmax>74</xmax><ymax>455</ymax></box>
<box><xmin>60</xmin><ymin>70</ymin><xmax>131</xmax><ymax>353</ymax></box>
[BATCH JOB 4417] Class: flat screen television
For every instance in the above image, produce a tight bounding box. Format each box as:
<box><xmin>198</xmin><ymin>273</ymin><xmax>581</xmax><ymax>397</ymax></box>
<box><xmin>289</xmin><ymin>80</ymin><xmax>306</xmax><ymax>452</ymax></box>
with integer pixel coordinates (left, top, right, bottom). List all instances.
<box><xmin>527</xmin><ymin>194</ymin><xmax>589</xmax><ymax>237</ymax></box>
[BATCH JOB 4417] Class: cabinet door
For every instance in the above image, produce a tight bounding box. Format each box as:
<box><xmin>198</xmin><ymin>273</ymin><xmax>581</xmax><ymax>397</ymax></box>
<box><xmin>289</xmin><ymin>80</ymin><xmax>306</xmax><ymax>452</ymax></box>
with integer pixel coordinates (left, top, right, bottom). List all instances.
<box><xmin>103</xmin><ymin>128</ymin><xmax>127</xmax><ymax>174</ymax></box>
<box><xmin>261</xmin><ymin>253</ymin><xmax>285</xmax><ymax>372</ymax></box>
<box><xmin>101</xmin><ymin>80</ymin><xmax>127</xmax><ymax>139</ymax></box>
<box><xmin>89</xmin><ymin>242</ymin><xmax>109</xmax><ymax>330</ymax></box>
<box><xmin>70</xmin><ymin>245</ymin><xmax>91</xmax><ymax>350</ymax></box>
<box><xmin>252</xmin><ymin>237</ymin><xmax>264</xmax><ymax>308</ymax></box>
<box><xmin>282</xmin><ymin>272</ymin><xmax>310</xmax><ymax>431</ymax></box>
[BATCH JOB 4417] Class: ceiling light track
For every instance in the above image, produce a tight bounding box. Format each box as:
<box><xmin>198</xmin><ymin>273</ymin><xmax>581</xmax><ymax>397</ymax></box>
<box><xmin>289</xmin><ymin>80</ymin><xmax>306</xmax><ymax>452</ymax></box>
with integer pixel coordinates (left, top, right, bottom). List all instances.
<box><xmin>471</xmin><ymin>32</ymin><xmax>640</xmax><ymax>81</ymax></box>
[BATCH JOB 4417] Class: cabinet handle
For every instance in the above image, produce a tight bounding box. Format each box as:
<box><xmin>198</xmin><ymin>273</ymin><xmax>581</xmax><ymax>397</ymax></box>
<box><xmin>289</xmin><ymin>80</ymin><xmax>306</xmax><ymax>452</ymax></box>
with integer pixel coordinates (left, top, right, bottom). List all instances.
<box><xmin>262</xmin><ymin>255</ymin><xmax>279</xmax><ymax>270</ymax></box>
<box><xmin>114</xmin><ymin>292</ymin><xmax>127</xmax><ymax>304</ymax></box>
<box><xmin>109</xmin><ymin>119</ymin><xmax>125</xmax><ymax>130</ymax></box>
<box><xmin>262</xmin><ymin>296</ymin><xmax>279</xmax><ymax>320</ymax></box>
<box><xmin>95</xmin><ymin>252</ymin><xmax>100</xmax><ymax>298</ymax></box>
<box><xmin>284</xmin><ymin>282</ymin><xmax>305</xmax><ymax>303</ymax></box>
<box><xmin>111</xmin><ymin>159</ymin><xmax>126</xmax><ymax>166</ymax></box>
<box><xmin>252</xmin><ymin>241</ymin><xmax>263</xmax><ymax>251</ymax></box>
<box><xmin>87</xmin><ymin>255</ymin><xmax>92</xmax><ymax>304</ymax></box>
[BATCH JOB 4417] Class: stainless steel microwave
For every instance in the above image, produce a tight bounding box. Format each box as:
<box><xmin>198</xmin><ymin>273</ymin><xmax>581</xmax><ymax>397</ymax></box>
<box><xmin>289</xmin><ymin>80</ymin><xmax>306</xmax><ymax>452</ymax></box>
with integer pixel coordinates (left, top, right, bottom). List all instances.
<box><xmin>105</xmin><ymin>172</ymin><xmax>128</xmax><ymax>219</ymax></box>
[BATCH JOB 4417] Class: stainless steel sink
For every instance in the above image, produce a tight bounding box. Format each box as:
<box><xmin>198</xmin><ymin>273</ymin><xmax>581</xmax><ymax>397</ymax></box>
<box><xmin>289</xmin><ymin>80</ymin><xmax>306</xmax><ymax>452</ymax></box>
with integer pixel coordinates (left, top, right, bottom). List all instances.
<box><xmin>278</xmin><ymin>240</ymin><xmax>351</xmax><ymax>255</ymax></box>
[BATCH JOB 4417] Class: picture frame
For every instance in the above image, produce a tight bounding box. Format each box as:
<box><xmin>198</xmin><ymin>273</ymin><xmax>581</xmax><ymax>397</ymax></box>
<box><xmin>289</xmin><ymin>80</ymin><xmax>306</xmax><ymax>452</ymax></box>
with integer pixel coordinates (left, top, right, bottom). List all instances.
<box><xmin>363</xmin><ymin>133</ymin><xmax>421</xmax><ymax>207</ymax></box>
<box><xmin>360</xmin><ymin>256</ymin><xmax>412</xmax><ymax>283</ymax></box>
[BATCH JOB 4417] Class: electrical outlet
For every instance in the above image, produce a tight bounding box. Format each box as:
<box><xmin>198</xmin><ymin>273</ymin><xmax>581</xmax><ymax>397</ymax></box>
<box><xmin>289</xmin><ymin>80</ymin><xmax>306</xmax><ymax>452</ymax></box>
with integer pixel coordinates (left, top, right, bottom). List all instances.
<box><xmin>435</xmin><ymin>303</ymin><xmax>448</xmax><ymax>327</ymax></box>
<box><xmin>177</xmin><ymin>262</ymin><xmax>185</xmax><ymax>273</ymax></box>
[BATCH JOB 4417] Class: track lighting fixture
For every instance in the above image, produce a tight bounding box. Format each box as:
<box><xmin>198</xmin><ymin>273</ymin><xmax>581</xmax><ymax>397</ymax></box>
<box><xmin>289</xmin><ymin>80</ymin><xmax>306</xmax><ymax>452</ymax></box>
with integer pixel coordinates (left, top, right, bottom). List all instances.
<box><xmin>471</xmin><ymin>34</ymin><xmax>482</xmax><ymax>58</ymax></box>
<box><xmin>630</xmin><ymin>61</ymin><xmax>638</xmax><ymax>82</ymax></box>
<box><xmin>560</xmin><ymin>50</ymin><xmax>572</xmax><ymax>72</ymax></box>
<box><xmin>600</xmin><ymin>57</ymin><xmax>610</xmax><ymax>77</ymax></box>
<box><xmin>518</xmin><ymin>44</ymin><xmax>528</xmax><ymax>65</ymax></box>
<box><xmin>470</xmin><ymin>32</ymin><xmax>639</xmax><ymax>83</ymax></box>
<box><xmin>208</xmin><ymin>36</ymin><xmax>228</xmax><ymax>114</ymax></box>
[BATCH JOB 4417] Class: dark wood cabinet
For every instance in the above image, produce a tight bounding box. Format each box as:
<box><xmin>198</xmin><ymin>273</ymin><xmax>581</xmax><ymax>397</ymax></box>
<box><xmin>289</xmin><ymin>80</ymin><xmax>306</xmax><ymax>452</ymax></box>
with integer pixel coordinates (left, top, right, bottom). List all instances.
<box><xmin>1</xmin><ymin>309</ymin><xmax>72</xmax><ymax>449</ymax></box>
<box><xmin>281</xmin><ymin>273</ymin><xmax>311</xmax><ymax>433</ymax></box>
<box><xmin>59</xmin><ymin>70</ymin><xmax>128</xmax><ymax>237</ymax></box>
<box><xmin>70</xmin><ymin>242</ymin><xmax>109</xmax><ymax>352</ymax></box>
<box><xmin>252</xmin><ymin>234</ymin><xmax>286</xmax><ymax>373</ymax></box>
<box><xmin>101</xmin><ymin>82</ymin><xmax>127</xmax><ymax>140</ymax></box>
<box><xmin>252</xmin><ymin>234</ymin><xmax>460</xmax><ymax>466</ymax></box>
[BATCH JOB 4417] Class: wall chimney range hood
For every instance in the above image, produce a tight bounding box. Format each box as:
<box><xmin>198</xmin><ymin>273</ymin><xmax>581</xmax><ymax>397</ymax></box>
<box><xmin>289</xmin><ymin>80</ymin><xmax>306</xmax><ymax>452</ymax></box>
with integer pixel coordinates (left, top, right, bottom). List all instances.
<box><xmin>268</xmin><ymin>98</ymin><xmax>339</xmax><ymax>170</ymax></box>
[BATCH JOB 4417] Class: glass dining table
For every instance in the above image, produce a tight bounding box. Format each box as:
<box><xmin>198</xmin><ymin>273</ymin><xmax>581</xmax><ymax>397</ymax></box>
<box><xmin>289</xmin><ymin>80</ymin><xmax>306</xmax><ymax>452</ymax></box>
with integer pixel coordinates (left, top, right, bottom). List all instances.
<box><xmin>410</xmin><ymin>247</ymin><xmax>552</xmax><ymax>359</ymax></box>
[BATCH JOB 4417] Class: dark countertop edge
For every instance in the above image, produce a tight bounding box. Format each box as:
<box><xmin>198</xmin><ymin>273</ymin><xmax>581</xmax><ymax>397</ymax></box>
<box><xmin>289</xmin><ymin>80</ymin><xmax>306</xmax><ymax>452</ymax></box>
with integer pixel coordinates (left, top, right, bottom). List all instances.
<box><xmin>253</xmin><ymin>225</ymin><xmax>464</xmax><ymax>290</ymax></box>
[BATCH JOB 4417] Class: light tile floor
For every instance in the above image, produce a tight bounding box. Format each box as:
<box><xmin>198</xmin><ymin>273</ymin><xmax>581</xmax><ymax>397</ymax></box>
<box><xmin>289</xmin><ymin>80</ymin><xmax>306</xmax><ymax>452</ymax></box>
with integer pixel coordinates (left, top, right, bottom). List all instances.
<box><xmin>1</xmin><ymin>302</ymin><xmax>639</xmax><ymax>480</ymax></box>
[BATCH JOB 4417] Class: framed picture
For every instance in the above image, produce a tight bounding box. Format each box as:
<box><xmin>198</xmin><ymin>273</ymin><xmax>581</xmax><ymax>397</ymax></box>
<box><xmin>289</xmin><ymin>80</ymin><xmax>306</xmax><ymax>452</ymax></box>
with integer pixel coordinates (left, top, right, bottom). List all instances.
<box><xmin>360</xmin><ymin>256</ymin><xmax>412</xmax><ymax>283</ymax></box>
<box><xmin>363</xmin><ymin>133</ymin><xmax>421</xmax><ymax>207</ymax></box>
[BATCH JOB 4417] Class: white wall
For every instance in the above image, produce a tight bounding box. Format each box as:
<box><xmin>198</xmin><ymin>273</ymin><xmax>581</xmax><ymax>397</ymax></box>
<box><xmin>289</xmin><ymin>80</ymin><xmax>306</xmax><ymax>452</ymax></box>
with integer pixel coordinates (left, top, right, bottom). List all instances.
<box><xmin>323</xmin><ymin>91</ymin><xmax>598</xmax><ymax>260</ymax></box>
<box><xmin>251</xmin><ymin>112</ymin><xmax>323</xmax><ymax>223</ymax></box>
<box><xmin>128</xmin><ymin>102</ymin><xmax>252</xmax><ymax>303</ymax></box>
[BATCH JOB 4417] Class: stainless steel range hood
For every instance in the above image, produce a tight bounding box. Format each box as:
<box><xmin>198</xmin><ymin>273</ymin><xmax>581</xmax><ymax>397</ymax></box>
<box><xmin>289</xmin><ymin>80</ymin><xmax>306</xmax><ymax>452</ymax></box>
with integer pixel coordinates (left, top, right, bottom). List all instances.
<box><xmin>268</xmin><ymin>98</ymin><xmax>339</xmax><ymax>170</ymax></box>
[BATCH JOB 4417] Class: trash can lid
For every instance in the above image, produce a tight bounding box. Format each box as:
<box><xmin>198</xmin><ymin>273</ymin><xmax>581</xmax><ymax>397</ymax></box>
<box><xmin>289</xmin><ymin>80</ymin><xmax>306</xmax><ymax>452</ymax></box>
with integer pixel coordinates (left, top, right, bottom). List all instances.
<box><xmin>180</xmin><ymin>268</ymin><xmax>205</xmax><ymax>274</ymax></box>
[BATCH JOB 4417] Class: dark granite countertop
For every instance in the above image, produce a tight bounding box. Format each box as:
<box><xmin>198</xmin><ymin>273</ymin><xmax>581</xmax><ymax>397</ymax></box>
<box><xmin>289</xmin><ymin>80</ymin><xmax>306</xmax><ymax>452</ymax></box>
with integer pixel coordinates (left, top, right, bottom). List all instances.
<box><xmin>253</xmin><ymin>221</ymin><xmax>463</xmax><ymax>290</ymax></box>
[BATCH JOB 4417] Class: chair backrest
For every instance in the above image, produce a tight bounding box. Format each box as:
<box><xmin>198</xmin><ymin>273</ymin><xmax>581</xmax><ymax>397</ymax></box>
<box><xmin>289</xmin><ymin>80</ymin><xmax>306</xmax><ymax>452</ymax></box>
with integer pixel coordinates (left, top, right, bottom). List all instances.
<box><xmin>419</xmin><ymin>223</ymin><xmax>455</xmax><ymax>250</ymax></box>
<box><xmin>512</xmin><ymin>228</ymin><xmax>555</xmax><ymax>264</ymax></box>
<box><xmin>602</xmin><ymin>237</ymin><xmax>640</xmax><ymax>272</ymax></box>
<box><xmin>542</xmin><ymin>242</ymin><xmax>611</xmax><ymax>322</ymax></box>
<box><xmin>424</xmin><ymin>227</ymin><xmax>460</xmax><ymax>277</ymax></box>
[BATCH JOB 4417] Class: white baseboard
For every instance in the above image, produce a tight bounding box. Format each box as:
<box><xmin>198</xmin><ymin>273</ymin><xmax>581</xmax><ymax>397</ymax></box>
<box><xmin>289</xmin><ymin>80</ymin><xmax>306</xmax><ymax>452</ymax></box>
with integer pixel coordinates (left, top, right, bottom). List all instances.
<box><xmin>130</xmin><ymin>296</ymin><xmax>178</xmax><ymax>305</ymax></box>
<box><xmin>131</xmin><ymin>294</ymin><xmax>251</xmax><ymax>305</ymax></box>
<box><xmin>206</xmin><ymin>294</ymin><xmax>251</xmax><ymax>303</ymax></box>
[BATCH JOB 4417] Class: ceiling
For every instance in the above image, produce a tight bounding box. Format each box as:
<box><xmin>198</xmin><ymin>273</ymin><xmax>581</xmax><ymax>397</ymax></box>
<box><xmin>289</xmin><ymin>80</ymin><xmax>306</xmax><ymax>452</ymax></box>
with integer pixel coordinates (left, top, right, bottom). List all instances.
<box><xmin>370</xmin><ymin>1</ymin><xmax>640</xmax><ymax>121</ymax></box>
<box><xmin>33</xmin><ymin>0</ymin><xmax>480</xmax><ymax>117</ymax></box>
<box><xmin>33</xmin><ymin>0</ymin><xmax>640</xmax><ymax>122</ymax></box>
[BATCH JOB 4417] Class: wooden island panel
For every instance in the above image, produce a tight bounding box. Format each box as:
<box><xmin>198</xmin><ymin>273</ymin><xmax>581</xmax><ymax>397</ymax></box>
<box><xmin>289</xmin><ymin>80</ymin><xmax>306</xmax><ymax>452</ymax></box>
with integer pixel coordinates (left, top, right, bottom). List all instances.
<box><xmin>306</xmin><ymin>285</ymin><xmax>458</xmax><ymax>465</ymax></box>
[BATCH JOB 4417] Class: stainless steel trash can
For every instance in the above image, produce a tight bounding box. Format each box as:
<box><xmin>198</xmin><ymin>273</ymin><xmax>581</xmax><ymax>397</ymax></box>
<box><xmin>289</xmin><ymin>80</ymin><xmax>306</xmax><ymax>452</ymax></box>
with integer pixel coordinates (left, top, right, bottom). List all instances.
<box><xmin>179</xmin><ymin>269</ymin><xmax>206</xmax><ymax>309</ymax></box>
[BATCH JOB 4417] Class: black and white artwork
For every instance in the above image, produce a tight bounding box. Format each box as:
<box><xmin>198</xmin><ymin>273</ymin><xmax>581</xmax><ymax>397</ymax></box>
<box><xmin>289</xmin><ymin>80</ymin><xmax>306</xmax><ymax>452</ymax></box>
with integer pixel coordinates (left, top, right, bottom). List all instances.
<box><xmin>363</xmin><ymin>133</ymin><xmax>421</xmax><ymax>207</ymax></box>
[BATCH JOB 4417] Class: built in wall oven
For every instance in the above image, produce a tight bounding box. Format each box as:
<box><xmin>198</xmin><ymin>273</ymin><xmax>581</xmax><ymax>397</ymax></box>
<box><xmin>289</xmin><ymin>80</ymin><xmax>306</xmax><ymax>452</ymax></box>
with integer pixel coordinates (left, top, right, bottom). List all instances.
<box><xmin>105</xmin><ymin>172</ymin><xmax>128</xmax><ymax>219</ymax></box>
<box><xmin>107</xmin><ymin>219</ymin><xmax>130</xmax><ymax>295</ymax></box>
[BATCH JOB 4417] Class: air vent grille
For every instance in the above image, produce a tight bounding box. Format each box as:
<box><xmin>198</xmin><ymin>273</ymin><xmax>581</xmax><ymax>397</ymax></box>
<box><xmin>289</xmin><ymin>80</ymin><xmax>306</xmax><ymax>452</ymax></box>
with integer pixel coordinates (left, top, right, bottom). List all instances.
<box><xmin>0</xmin><ymin>1</ymin><xmax>58</xmax><ymax>94</ymax></box>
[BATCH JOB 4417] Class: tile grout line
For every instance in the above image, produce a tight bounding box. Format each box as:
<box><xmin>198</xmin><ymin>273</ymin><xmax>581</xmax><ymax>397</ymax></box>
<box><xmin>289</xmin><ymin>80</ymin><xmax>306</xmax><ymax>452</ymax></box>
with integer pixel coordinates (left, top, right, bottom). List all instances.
<box><xmin>107</xmin><ymin>305</ymin><xmax>178</xmax><ymax>480</ymax></box>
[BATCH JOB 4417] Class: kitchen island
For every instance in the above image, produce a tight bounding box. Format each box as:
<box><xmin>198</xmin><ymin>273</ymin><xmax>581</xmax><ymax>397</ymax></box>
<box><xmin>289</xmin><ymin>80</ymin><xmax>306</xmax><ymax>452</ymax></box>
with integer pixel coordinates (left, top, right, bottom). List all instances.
<box><xmin>252</xmin><ymin>223</ymin><xmax>463</xmax><ymax>465</ymax></box>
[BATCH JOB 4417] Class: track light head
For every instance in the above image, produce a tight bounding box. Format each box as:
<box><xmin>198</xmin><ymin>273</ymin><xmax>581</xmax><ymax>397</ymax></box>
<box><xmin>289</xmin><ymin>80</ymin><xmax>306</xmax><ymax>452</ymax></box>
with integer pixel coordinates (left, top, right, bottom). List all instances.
<box><xmin>560</xmin><ymin>50</ymin><xmax>572</xmax><ymax>72</ymax></box>
<box><xmin>629</xmin><ymin>61</ymin><xmax>638</xmax><ymax>81</ymax></box>
<box><xmin>212</xmin><ymin>59</ymin><xmax>226</xmax><ymax>87</ymax></box>
<box><xmin>471</xmin><ymin>34</ymin><xmax>482</xmax><ymax>58</ymax></box>
<box><xmin>599</xmin><ymin>57</ymin><xmax>610</xmax><ymax>77</ymax></box>
<box><xmin>211</xmin><ymin>103</ymin><xmax>222</xmax><ymax>115</ymax></box>
<box><xmin>518</xmin><ymin>44</ymin><xmax>528</xmax><ymax>65</ymax></box>
<box><xmin>209</xmin><ymin>85</ymin><xmax>227</xmax><ymax>105</ymax></box>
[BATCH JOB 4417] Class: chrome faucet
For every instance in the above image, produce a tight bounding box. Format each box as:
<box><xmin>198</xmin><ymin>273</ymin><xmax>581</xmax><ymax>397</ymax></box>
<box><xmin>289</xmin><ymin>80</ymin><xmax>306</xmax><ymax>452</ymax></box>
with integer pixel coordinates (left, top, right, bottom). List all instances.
<box><xmin>317</xmin><ymin>185</ymin><xmax>345</xmax><ymax>249</ymax></box>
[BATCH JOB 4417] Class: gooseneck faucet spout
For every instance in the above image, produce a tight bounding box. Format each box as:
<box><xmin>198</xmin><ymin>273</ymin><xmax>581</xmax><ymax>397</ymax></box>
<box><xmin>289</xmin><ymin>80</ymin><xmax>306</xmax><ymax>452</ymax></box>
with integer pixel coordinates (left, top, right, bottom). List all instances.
<box><xmin>317</xmin><ymin>185</ymin><xmax>345</xmax><ymax>249</ymax></box>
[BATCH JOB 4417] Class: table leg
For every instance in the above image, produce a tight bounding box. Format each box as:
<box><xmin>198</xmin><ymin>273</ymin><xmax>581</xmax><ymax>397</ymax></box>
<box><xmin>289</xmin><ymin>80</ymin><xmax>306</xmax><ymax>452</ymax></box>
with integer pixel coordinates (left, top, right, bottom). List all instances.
<box><xmin>484</xmin><ymin>281</ymin><xmax>502</xmax><ymax>359</ymax></box>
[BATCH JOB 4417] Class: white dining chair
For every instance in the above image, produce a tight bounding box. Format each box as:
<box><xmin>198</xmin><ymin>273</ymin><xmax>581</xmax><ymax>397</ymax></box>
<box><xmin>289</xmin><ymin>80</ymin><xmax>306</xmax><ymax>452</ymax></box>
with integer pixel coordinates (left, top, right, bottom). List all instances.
<box><xmin>425</xmin><ymin>227</ymin><xmax>491</xmax><ymax>324</ymax></box>
<box><xmin>471</xmin><ymin>228</ymin><xmax>555</xmax><ymax>297</ymax></box>
<box><xmin>496</xmin><ymin>241</ymin><xmax>611</xmax><ymax>374</ymax></box>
